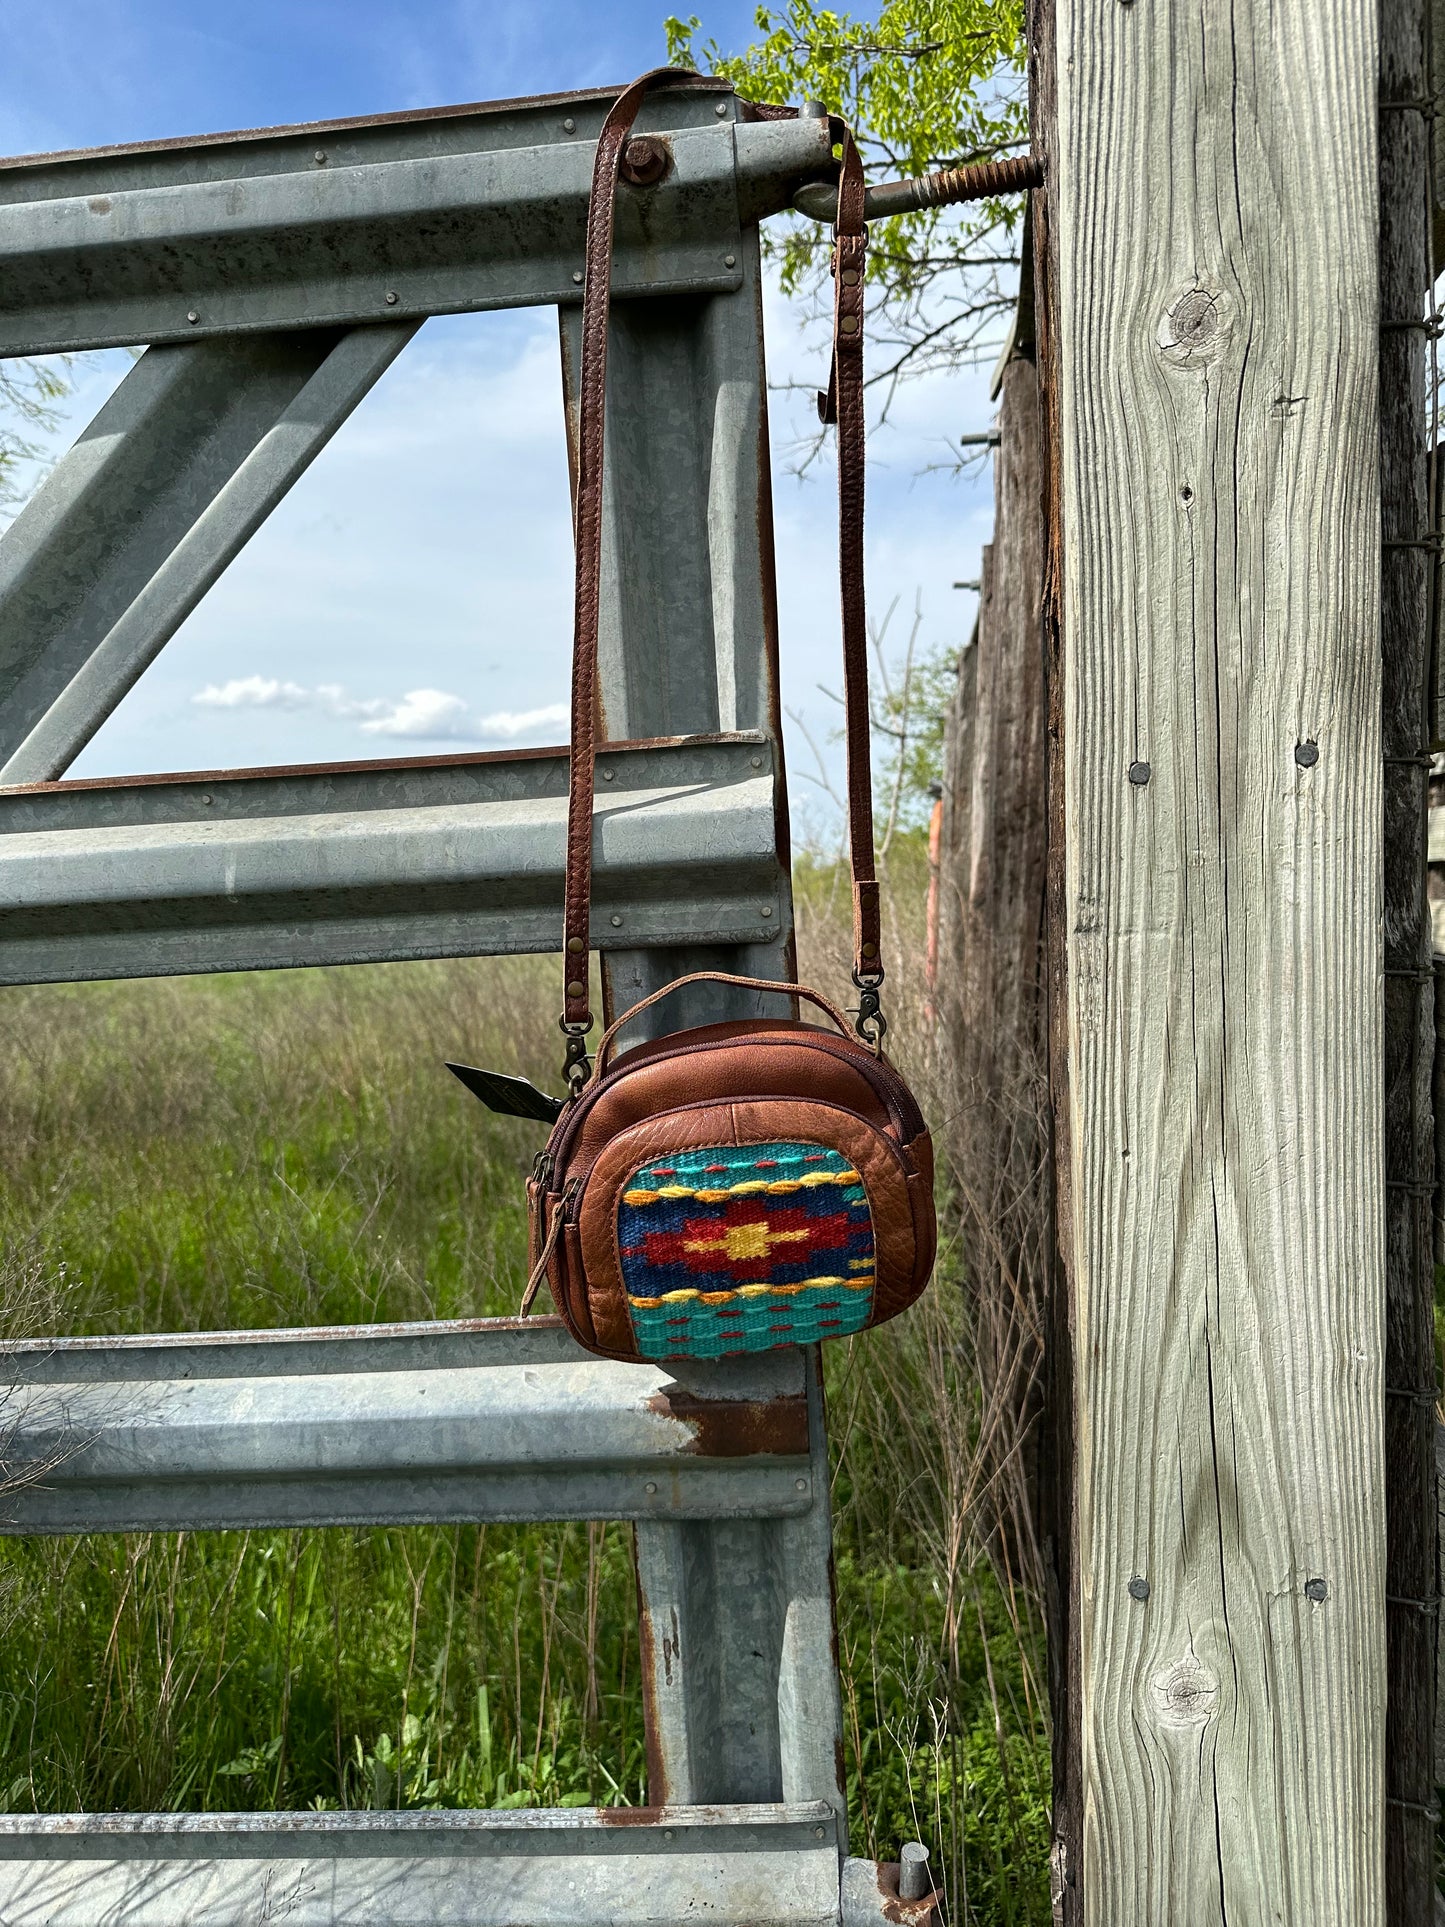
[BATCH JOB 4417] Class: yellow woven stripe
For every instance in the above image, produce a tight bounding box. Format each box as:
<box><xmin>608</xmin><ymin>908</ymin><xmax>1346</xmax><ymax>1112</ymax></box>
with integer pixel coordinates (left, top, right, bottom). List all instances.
<box><xmin>623</xmin><ymin>1169</ymin><xmax>862</xmax><ymax>1207</ymax></box>
<box><xmin>628</xmin><ymin>1274</ymin><xmax>876</xmax><ymax>1309</ymax></box>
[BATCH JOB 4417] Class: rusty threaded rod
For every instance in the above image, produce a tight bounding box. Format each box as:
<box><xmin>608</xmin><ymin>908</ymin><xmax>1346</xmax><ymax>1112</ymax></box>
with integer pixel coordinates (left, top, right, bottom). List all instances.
<box><xmin>792</xmin><ymin>152</ymin><xmax>1042</xmax><ymax>224</ymax></box>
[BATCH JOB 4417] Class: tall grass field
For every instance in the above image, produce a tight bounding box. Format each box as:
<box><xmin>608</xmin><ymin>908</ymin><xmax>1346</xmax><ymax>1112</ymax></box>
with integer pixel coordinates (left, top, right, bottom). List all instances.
<box><xmin>0</xmin><ymin>847</ymin><xmax>1051</xmax><ymax>1925</ymax></box>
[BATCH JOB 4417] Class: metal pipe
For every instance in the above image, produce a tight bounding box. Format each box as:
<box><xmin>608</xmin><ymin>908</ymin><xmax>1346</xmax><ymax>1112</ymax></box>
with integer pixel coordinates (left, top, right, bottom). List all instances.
<box><xmin>792</xmin><ymin>152</ymin><xmax>1042</xmax><ymax>224</ymax></box>
<box><xmin>898</xmin><ymin>1843</ymin><xmax>931</xmax><ymax>1902</ymax></box>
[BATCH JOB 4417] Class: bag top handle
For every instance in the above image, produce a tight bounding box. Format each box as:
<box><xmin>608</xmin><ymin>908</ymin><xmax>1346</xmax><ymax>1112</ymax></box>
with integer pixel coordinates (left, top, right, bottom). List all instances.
<box><xmin>559</xmin><ymin>72</ymin><xmax>880</xmax><ymax>1088</ymax></box>
<box><xmin>590</xmin><ymin>969</ymin><xmax>854</xmax><ymax>1079</ymax></box>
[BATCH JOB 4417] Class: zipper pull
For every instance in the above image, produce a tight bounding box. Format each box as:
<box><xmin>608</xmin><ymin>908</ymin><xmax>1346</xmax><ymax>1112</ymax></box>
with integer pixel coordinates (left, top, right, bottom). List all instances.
<box><xmin>520</xmin><ymin>1176</ymin><xmax>580</xmax><ymax>1315</ymax></box>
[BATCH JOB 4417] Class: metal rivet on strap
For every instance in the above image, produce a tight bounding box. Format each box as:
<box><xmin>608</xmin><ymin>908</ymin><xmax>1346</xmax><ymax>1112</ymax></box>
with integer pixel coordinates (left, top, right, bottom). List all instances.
<box><xmin>567</xmin><ymin>936</ymin><xmax>584</xmax><ymax>954</ymax></box>
<box><xmin>862</xmin><ymin>941</ymin><xmax>878</xmax><ymax>958</ymax></box>
<box><xmin>840</xmin><ymin>314</ymin><xmax>859</xmax><ymax>333</ymax></box>
<box><xmin>566</xmin><ymin>980</ymin><xmax>585</xmax><ymax>999</ymax></box>
<box><xmin>842</xmin><ymin>268</ymin><xmax>860</xmax><ymax>287</ymax></box>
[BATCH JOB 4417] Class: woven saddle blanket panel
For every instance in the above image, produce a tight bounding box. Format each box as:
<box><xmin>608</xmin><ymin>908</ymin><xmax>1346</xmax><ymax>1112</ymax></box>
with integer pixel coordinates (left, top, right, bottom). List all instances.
<box><xmin>617</xmin><ymin>1140</ymin><xmax>876</xmax><ymax>1361</ymax></box>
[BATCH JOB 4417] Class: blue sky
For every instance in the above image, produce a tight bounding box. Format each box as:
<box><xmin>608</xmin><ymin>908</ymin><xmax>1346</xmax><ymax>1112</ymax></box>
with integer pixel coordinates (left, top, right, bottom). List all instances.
<box><xmin>1</xmin><ymin>0</ymin><xmax>999</xmax><ymax>838</ymax></box>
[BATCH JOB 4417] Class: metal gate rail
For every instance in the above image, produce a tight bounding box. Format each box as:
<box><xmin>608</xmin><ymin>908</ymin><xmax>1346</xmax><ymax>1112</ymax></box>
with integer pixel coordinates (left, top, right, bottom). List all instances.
<box><xmin>0</xmin><ymin>78</ymin><xmax>933</xmax><ymax>1927</ymax></box>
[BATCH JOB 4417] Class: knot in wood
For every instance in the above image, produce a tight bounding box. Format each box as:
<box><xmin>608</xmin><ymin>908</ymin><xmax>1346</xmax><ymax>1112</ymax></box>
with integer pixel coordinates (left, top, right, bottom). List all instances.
<box><xmin>1158</xmin><ymin>283</ymin><xmax>1231</xmax><ymax>366</ymax></box>
<box><xmin>1151</xmin><ymin>1653</ymin><xmax>1219</xmax><ymax>1728</ymax></box>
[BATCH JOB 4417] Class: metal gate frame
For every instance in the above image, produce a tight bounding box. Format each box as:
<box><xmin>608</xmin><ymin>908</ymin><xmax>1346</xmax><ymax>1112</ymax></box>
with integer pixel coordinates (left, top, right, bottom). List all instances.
<box><xmin>0</xmin><ymin>79</ymin><xmax>935</xmax><ymax>1927</ymax></box>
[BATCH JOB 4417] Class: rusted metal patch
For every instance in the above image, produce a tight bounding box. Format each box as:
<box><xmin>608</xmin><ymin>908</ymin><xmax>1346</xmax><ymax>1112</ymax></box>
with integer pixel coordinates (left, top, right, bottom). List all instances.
<box><xmin>593</xmin><ymin>1802</ymin><xmax>668</xmax><ymax>1828</ymax></box>
<box><xmin>873</xmin><ymin>1861</ymin><xmax>941</xmax><ymax>1926</ymax></box>
<box><xmin>644</xmin><ymin>1381</ymin><xmax>810</xmax><ymax>1458</ymax></box>
<box><xmin>0</xmin><ymin>78</ymin><xmax>733</xmax><ymax>173</ymax></box>
<box><xmin>620</xmin><ymin>136</ymin><xmax>673</xmax><ymax>188</ymax></box>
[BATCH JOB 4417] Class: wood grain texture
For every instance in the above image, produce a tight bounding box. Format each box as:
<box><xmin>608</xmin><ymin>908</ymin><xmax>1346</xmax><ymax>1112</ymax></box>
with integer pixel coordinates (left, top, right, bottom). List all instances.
<box><xmin>937</xmin><ymin>352</ymin><xmax>1049</xmax><ymax>1584</ymax></box>
<box><xmin>1051</xmin><ymin>2</ymin><xmax>1386</xmax><ymax>1917</ymax></box>
<box><xmin>1378</xmin><ymin>7</ymin><xmax>1436</xmax><ymax>1919</ymax></box>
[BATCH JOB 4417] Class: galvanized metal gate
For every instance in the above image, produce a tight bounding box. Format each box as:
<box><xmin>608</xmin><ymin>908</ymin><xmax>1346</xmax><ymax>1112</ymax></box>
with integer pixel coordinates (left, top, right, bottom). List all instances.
<box><xmin>0</xmin><ymin>79</ymin><xmax>932</xmax><ymax>1927</ymax></box>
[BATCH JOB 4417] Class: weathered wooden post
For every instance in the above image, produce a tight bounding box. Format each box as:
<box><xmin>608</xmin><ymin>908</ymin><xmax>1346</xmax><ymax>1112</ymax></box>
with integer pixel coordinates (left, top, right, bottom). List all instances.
<box><xmin>937</xmin><ymin>316</ymin><xmax>1048</xmax><ymax>1578</ymax></box>
<box><xmin>1027</xmin><ymin>0</ymin><xmax>1424</xmax><ymax>1917</ymax></box>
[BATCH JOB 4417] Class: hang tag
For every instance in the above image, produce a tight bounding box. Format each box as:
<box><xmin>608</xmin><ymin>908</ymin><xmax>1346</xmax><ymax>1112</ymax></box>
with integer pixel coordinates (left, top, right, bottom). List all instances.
<box><xmin>446</xmin><ymin>1062</ymin><xmax>565</xmax><ymax>1124</ymax></box>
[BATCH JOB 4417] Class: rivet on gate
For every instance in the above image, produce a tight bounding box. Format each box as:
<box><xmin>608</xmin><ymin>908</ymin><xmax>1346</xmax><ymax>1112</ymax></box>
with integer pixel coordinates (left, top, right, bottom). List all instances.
<box><xmin>663</xmin><ymin>1829</ymin><xmax>674</xmax><ymax>1842</ymax></box>
<box><xmin>761</xmin><ymin>906</ymin><xmax>773</xmax><ymax>917</ymax></box>
<box><xmin>724</xmin><ymin>253</ymin><xmax>736</xmax><ymax>267</ymax></box>
<box><xmin>750</xmin><ymin>755</ymin><xmax>763</xmax><ymax>767</ymax></box>
<box><xmin>601</xmin><ymin>768</ymin><xmax>615</xmax><ymax>780</ymax></box>
<box><xmin>572</xmin><ymin>270</ymin><xmax>584</xmax><ymax>284</ymax></box>
<box><xmin>187</xmin><ymin>310</ymin><xmax>200</xmax><ymax>324</ymax></box>
<box><xmin>795</xmin><ymin>1477</ymin><xmax>808</xmax><ymax>1491</ymax></box>
<box><xmin>567</xmin><ymin>936</ymin><xmax>584</xmax><ymax>954</ymax></box>
<box><xmin>201</xmin><ymin>795</ymin><xmax>212</xmax><ymax>806</ymax></box>
<box><xmin>814</xmin><ymin>1826</ymin><xmax>827</xmax><ymax>1840</ymax></box>
<box><xmin>715</xmin><ymin>101</ymin><xmax>728</xmax><ymax>115</ymax></box>
<box><xmin>644</xmin><ymin>1481</ymin><xmax>657</xmax><ymax>1496</ymax></box>
<box><xmin>385</xmin><ymin>290</ymin><xmax>399</xmax><ymax>305</ymax></box>
<box><xmin>313</xmin><ymin>150</ymin><xmax>327</xmax><ymax>164</ymax></box>
<box><xmin>566</xmin><ymin>980</ymin><xmax>585</xmax><ymax>999</ymax></box>
<box><xmin>610</xmin><ymin>914</ymin><xmax>622</xmax><ymax>927</ymax></box>
<box><xmin>563</xmin><ymin>117</ymin><xmax>576</xmax><ymax>132</ymax></box>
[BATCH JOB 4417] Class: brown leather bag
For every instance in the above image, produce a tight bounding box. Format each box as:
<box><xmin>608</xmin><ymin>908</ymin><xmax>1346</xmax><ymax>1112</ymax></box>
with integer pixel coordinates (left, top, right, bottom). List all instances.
<box><xmin>527</xmin><ymin>69</ymin><xmax>936</xmax><ymax>1364</ymax></box>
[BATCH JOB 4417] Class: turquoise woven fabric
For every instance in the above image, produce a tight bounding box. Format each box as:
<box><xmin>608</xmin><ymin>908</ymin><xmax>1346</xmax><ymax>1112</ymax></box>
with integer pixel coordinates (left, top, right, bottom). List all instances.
<box><xmin>617</xmin><ymin>1140</ymin><xmax>875</xmax><ymax>1361</ymax></box>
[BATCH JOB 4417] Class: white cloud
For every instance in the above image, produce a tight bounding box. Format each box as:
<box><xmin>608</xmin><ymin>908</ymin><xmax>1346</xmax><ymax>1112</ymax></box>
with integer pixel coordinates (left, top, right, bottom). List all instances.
<box><xmin>191</xmin><ymin>677</ymin><xmax>567</xmax><ymax>745</ymax></box>
<box><xmin>357</xmin><ymin>688</ymin><xmax>470</xmax><ymax>739</ymax></box>
<box><xmin>193</xmin><ymin>677</ymin><xmax>316</xmax><ymax>711</ymax></box>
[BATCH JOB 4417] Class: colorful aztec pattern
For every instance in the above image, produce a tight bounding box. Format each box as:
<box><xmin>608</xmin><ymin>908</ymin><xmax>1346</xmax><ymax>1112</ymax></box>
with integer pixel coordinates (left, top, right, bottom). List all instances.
<box><xmin>617</xmin><ymin>1140</ymin><xmax>876</xmax><ymax>1360</ymax></box>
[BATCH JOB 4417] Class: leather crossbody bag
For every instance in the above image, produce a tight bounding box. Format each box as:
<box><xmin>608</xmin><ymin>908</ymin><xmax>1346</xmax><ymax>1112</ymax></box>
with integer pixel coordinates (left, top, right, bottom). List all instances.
<box><xmin>520</xmin><ymin>69</ymin><xmax>937</xmax><ymax>1364</ymax></box>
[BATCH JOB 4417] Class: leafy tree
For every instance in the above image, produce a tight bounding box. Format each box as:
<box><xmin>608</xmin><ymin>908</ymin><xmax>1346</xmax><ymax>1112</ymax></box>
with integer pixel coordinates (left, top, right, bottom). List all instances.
<box><xmin>664</xmin><ymin>1</ymin><xmax>1028</xmax><ymax>403</ymax></box>
<box><xmin>0</xmin><ymin>358</ymin><xmax>69</xmax><ymax>518</ymax></box>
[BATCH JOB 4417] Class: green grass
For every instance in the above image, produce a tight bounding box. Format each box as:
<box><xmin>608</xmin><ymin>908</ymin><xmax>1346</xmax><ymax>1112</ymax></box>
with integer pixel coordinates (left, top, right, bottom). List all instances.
<box><xmin>0</xmin><ymin>870</ymin><xmax>1052</xmax><ymax>1925</ymax></box>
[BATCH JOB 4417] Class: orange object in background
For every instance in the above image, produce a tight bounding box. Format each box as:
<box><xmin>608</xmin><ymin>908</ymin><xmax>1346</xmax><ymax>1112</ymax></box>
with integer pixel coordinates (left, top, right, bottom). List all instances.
<box><xmin>924</xmin><ymin>785</ymin><xmax>943</xmax><ymax>1021</ymax></box>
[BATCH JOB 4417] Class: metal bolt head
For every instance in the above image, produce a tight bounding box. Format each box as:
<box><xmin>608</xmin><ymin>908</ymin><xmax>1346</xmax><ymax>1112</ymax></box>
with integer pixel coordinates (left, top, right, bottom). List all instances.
<box><xmin>620</xmin><ymin>136</ymin><xmax>670</xmax><ymax>188</ymax></box>
<box><xmin>1127</xmin><ymin>1576</ymin><xmax>1150</xmax><ymax>1601</ymax></box>
<box><xmin>724</xmin><ymin>253</ymin><xmax>736</xmax><ymax>268</ymax></box>
<box><xmin>186</xmin><ymin>310</ymin><xmax>200</xmax><ymax>324</ymax></box>
<box><xmin>385</xmin><ymin>290</ymin><xmax>399</xmax><ymax>305</ymax></box>
<box><xmin>314</xmin><ymin>149</ymin><xmax>327</xmax><ymax>164</ymax></box>
<box><xmin>601</xmin><ymin>768</ymin><xmax>615</xmax><ymax>781</ymax></box>
<box><xmin>610</xmin><ymin>914</ymin><xmax>622</xmax><ymax>927</ymax></box>
<box><xmin>813</xmin><ymin>1825</ymin><xmax>827</xmax><ymax>1840</ymax></box>
<box><xmin>563</xmin><ymin>117</ymin><xmax>576</xmax><ymax>133</ymax></box>
<box><xmin>1305</xmin><ymin>1577</ymin><xmax>1328</xmax><ymax>1602</ymax></box>
<box><xmin>644</xmin><ymin>1481</ymin><xmax>657</xmax><ymax>1496</ymax></box>
<box><xmin>715</xmin><ymin>101</ymin><xmax>729</xmax><ymax>116</ymax></box>
<box><xmin>1128</xmin><ymin>760</ymin><xmax>1151</xmax><ymax>786</ymax></box>
<box><xmin>750</xmin><ymin>755</ymin><xmax>763</xmax><ymax>768</ymax></box>
<box><xmin>1295</xmin><ymin>740</ymin><xmax>1319</xmax><ymax>768</ymax></box>
<box><xmin>572</xmin><ymin>270</ymin><xmax>584</xmax><ymax>284</ymax></box>
<box><xmin>200</xmin><ymin>795</ymin><xmax>212</xmax><ymax>806</ymax></box>
<box><xmin>794</xmin><ymin>1477</ymin><xmax>808</xmax><ymax>1492</ymax></box>
<box><xmin>761</xmin><ymin>906</ymin><xmax>773</xmax><ymax>918</ymax></box>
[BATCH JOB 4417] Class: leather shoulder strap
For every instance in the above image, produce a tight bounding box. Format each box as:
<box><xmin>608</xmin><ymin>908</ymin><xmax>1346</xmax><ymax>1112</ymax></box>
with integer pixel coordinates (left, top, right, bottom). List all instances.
<box><xmin>561</xmin><ymin>78</ymin><xmax>882</xmax><ymax>1071</ymax></box>
<box><xmin>826</xmin><ymin>128</ymin><xmax>883</xmax><ymax>997</ymax></box>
